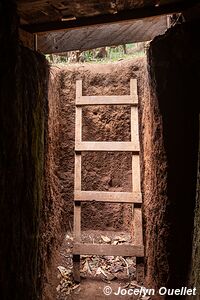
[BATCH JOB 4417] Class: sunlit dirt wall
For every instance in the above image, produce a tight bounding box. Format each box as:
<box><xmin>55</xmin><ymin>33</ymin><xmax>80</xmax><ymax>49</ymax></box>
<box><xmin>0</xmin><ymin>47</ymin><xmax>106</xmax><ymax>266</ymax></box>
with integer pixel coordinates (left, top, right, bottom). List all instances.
<box><xmin>47</xmin><ymin>59</ymin><xmax>147</xmax><ymax>233</ymax></box>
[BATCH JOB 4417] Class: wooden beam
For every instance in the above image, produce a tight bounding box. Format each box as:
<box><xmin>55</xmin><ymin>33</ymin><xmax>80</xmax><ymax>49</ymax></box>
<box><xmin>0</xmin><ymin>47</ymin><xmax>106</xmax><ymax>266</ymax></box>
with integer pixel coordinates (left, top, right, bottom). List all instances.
<box><xmin>74</xmin><ymin>191</ymin><xmax>142</xmax><ymax>203</ymax></box>
<box><xmin>73</xmin><ymin>243</ymin><xmax>144</xmax><ymax>257</ymax></box>
<box><xmin>74</xmin><ymin>155</ymin><xmax>81</xmax><ymax>241</ymax></box>
<box><xmin>75</xmin><ymin>141</ymin><xmax>139</xmax><ymax>152</ymax></box>
<box><xmin>21</xmin><ymin>0</ymin><xmax>198</xmax><ymax>33</ymax></box>
<box><xmin>73</xmin><ymin>80</ymin><xmax>83</xmax><ymax>283</ymax></box>
<box><xmin>130</xmin><ymin>79</ymin><xmax>140</xmax><ymax>157</ymax></box>
<box><xmin>133</xmin><ymin>207</ymin><xmax>143</xmax><ymax>246</ymax></box>
<box><xmin>132</xmin><ymin>155</ymin><xmax>141</xmax><ymax>192</ymax></box>
<box><xmin>73</xmin><ymin>154</ymin><xmax>81</xmax><ymax>282</ymax></box>
<box><xmin>75</xmin><ymin>81</ymin><xmax>82</xmax><ymax>144</ymax></box>
<box><xmin>74</xmin><ymin>201</ymin><xmax>81</xmax><ymax>241</ymax></box>
<box><xmin>37</xmin><ymin>17</ymin><xmax>168</xmax><ymax>54</ymax></box>
<box><xmin>74</xmin><ymin>154</ymin><xmax>81</xmax><ymax>190</ymax></box>
<box><xmin>76</xmin><ymin>80</ymin><xmax>82</xmax><ymax>101</ymax></box>
<box><xmin>76</xmin><ymin>95</ymin><xmax>137</xmax><ymax>106</ymax></box>
<box><xmin>133</xmin><ymin>207</ymin><xmax>144</xmax><ymax>281</ymax></box>
<box><xmin>130</xmin><ymin>79</ymin><xmax>138</xmax><ymax>105</ymax></box>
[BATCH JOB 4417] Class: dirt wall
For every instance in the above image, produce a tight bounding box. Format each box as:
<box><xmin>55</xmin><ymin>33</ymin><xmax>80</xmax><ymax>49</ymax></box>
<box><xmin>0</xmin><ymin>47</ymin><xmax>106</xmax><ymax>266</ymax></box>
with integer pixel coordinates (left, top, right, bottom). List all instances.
<box><xmin>0</xmin><ymin>2</ymin><xmax>50</xmax><ymax>299</ymax></box>
<box><xmin>191</xmin><ymin>115</ymin><xmax>200</xmax><ymax>299</ymax></box>
<box><xmin>144</xmin><ymin>19</ymin><xmax>200</xmax><ymax>295</ymax></box>
<box><xmin>42</xmin><ymin>68</ymin><xmax>65</xmax><ymax>300</ymax></box>
<box><xmin>48</xmin><ymin>59</ymin><xmax>147</xmax><ymax>233</ymax></box>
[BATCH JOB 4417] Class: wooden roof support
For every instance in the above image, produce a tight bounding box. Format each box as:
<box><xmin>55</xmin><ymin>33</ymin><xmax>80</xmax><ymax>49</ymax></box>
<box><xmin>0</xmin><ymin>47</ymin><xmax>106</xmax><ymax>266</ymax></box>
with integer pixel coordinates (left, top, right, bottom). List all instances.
<box><xmin>20</xmin><ymin>0</ymin><xmax>198</xmax><ymax>33</ymax></box>
<box><xmin>36</xmin><ymin>17</ymin><xmax>168</xmax><ymax>54</ymax></box>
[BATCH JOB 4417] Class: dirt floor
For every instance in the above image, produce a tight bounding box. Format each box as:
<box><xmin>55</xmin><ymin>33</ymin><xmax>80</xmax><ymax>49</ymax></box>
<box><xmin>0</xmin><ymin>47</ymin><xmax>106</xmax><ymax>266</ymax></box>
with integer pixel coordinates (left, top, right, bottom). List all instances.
<box><xmin>44</xmin><ymin>57</ymin><xmax>148</xmax><ymax>300</ymax></box>
<box><xmin>46</xmin><ymin>230</ymin><xmax>146</xmax><ymax>300</ymax></box>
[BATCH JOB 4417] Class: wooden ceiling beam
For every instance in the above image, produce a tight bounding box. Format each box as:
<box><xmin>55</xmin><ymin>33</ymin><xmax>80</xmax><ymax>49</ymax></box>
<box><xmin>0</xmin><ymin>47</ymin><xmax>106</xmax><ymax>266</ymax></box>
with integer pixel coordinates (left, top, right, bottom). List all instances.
<box><xmin>20</xmin><ymin>0</ymin><xmax>198</xmax><ymax>33</ymax></box>
<box><xmin>37</xmin><ymin>17</ymin><xmax>168</xmax><ymax>54</ymax></box>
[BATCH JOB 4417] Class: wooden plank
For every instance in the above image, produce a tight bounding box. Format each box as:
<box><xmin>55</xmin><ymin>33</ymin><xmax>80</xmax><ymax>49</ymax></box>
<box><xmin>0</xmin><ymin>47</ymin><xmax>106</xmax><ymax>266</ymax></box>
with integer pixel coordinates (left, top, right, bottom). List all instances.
<box><xmin>133</xmin><ymin>207</ymin><xmax>143</xmax><ymax>246</ymax></box>
<box><xmin>73</xmin><ymin>199</ymin><xmax>81</xmax><ymax>282</ymax></box>
<box><xmin>75</xmin><ymin>108</ymin><xmax>82</xmax><ymax>144</ymax></box>
<box><xmin>74</xmin><ymin>154</ymin><xmax>81</xmax><ymax>191</ymax></box>
<box><xmin>132</xmin><ymin>155</ymin><xmax>141</xmax><ymax>192</ymax></box>
<box><xmin>74</xmin><ymin>201</ymin><xmax>81</xmax><ymax>241</ymax></box>
<box><xmin>130</xmin><ymin>79</ymin><xmax>138</xmax><ymax>105</ymax></box>
<box><xmin>130</xmin><ymin>107</ymin><xmax>139</xmax><ymax>151</ymax></box>
<box><xmin>130</xmin><ymin>78</ymin><xmax>139</xmax><ymax>154</ymax></box>
<box><xmin>131</xmin><ymin>76</ymin><xmax>140</xmax><ymax>193</ymax></box>
<box><xmin>74</xmin><ymin>80</ymin><xmax>82</xmax><ymax>193</ymax></box>
<box><xmin>74</xmin><ymin>79</ymin><xmax>82</xmax><ymax>237</ymax></box>
<box><xmin>73</xmin><ymin>243</ymin><xmax>144</xmax><ymax>257</ymax></box>
<box><xmin>75</xmin><ymin>80</ymin><xmax>82</xmax><ymax>144</ymax></box>
<box><xmin>75</xmin><ymin>141</ymin><xmax>139</xmax><ymax>152</ymax></box>
<box><xmin>133</xmin><ymin>207</ymin><xmax>144</xmax><ymax>280</ymax></box>
<box><xmin>36</xmin><ymin>17</ymin><xmax>168</xmax><ymax>54</ymax></box>
<box><xmin>73</xmin><ymin>80</ymin><xmax>82</xmax><ymax>283</ymax></box>
<box><xmin>21</xmin><ymin>1</ymin><xmax>196</xmax><ymax>33</ymax></box>
<box><xmin>76</xmin><ymin>80</ymin><xmax>82</xmax><ymax>101</ymax></box>
<box><xmin>74</xmin><ymin>154</ymin><xmax>81</xmax><ymax>241</ymax></box>
<box><xmin>74</xmin><ymin>78</ymin><xmax>82</xmax><ymax>238</ymax></box>
<box><xmin>76</xmin><ymin>95</ymin><xmax>137</xmax><ymax>106</ymax></box>
<box><xmin>74</xmin><ymin>191</ymin><xmax>142</xmax><ymax>203</ymax></box>
<box><xmin>130</xmin><ymin>79</ymin><xmax>144</xmax><ymax>280</ymax></box>
<box><xmin>73</xmin><ymin>196</ymin><xmax>81</xmax><ymax>281</ymax></box>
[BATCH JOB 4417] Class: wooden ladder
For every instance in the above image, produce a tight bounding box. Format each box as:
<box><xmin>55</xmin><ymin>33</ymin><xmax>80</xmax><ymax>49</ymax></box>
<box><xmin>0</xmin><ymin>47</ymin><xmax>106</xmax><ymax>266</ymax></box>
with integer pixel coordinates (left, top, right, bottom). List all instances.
<box><xmin>73</xmin><ymin>79</ymin><xmax>144</xmax><ymax>282</ymax></box>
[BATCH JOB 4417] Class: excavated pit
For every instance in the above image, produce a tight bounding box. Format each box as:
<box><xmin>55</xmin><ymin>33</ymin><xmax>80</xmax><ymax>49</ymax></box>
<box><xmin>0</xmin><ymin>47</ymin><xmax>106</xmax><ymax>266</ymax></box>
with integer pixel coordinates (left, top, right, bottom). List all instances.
<box><xmin>44</xmin><ymin>58</ymin><xmax>149</xmax><ymax>299</ymax></box>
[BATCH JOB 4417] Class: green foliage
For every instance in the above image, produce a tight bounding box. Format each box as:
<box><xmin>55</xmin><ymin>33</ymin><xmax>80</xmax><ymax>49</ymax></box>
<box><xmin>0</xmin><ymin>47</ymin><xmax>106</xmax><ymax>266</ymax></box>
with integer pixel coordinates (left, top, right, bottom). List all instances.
<box><xmin>46</xmin><ymin>42</ymin><xmax>147</xmax><ymax>65</ymax></box>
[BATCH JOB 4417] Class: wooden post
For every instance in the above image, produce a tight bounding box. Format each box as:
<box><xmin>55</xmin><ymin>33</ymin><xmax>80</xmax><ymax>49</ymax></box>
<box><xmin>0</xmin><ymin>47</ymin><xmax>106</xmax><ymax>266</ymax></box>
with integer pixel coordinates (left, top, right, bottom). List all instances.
<box><xmin>130</xmin><ymin>79</ymin><xmax>144</xmax><ymax>282</ymax></box>
<box><xmin>73</xmin><ymin>80</ymin><xmax>83</xmax><ymax>282</ymax></box>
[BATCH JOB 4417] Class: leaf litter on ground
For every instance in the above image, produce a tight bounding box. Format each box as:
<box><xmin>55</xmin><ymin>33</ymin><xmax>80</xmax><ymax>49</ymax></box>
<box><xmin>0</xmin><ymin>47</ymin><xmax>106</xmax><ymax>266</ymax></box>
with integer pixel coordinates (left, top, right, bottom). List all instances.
<box><xmin>56</xmin><ymin>233</ymin><xmax>138</xmax><ymax>299</ymax></box>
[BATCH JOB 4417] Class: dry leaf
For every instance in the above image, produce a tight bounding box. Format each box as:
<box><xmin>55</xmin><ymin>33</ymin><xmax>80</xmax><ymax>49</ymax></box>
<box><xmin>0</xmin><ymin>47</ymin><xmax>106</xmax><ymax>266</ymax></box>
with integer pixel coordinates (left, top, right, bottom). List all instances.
<box><xmin>130</xmin><ymin>281</ymin><xmax>143</xmax><ymax>289</ymax></box>
<box><xmin>72</xmin><ymin>284</ymin><xmax>80</xmax><ymax>290</ymax></box>
<box><xmin>101</xmin><ymin>235</ymin><xmax>111</xmax><ymax>243</ymax></box>
<box><xmin>95</xmin><ymin>267</ymin><xmax>108</xmax><ymax>278</ymax></box>
<box><xmin>57</xmin><ymin>266</ymin><xmax>71</xmax><ymax>278</ymax></box>
<box><xmin>112</xmin><ymin>240</ymin><xmax>118</xmax><ymax>245</ymax></box>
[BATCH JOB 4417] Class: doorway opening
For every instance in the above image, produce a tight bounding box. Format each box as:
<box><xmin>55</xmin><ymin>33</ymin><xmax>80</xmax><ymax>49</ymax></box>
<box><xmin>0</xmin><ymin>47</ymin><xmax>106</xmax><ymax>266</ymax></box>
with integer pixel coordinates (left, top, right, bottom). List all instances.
<box><xmin>44</xmin><ymin>45</ymin><xmax>150</xmax><ymax>300</ymax></box>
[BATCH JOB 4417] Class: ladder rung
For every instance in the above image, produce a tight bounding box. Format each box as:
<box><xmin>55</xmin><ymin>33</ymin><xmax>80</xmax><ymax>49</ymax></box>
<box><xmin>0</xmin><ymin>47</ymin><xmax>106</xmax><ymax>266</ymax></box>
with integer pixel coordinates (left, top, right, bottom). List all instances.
<box><xmin>76</xmin><ymin>95</ymin><xmax>138</xmax><ymax>106</ymax></box>
<box><xmin>74</xmin><ymin>191</ymin><xmax>142</xmax><ymax>203</ymax></box>
<box><xmin>73</xmin><ymin>243</ymin><xmax>144</xmax><ymax>257</ymax></box>
<box><xmin>75</xmin><ymin>141</ymin><xmax>139</xmax><ymax>152</ymax></box>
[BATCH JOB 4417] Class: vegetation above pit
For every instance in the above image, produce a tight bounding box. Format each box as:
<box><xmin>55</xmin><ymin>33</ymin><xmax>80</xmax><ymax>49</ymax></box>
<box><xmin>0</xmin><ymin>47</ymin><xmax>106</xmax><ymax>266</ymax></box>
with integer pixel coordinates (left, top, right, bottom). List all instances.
<box><xmin>46</xmin><ymin>42</ymin><xmax>148</xmax><ymax>64</ymax></box>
